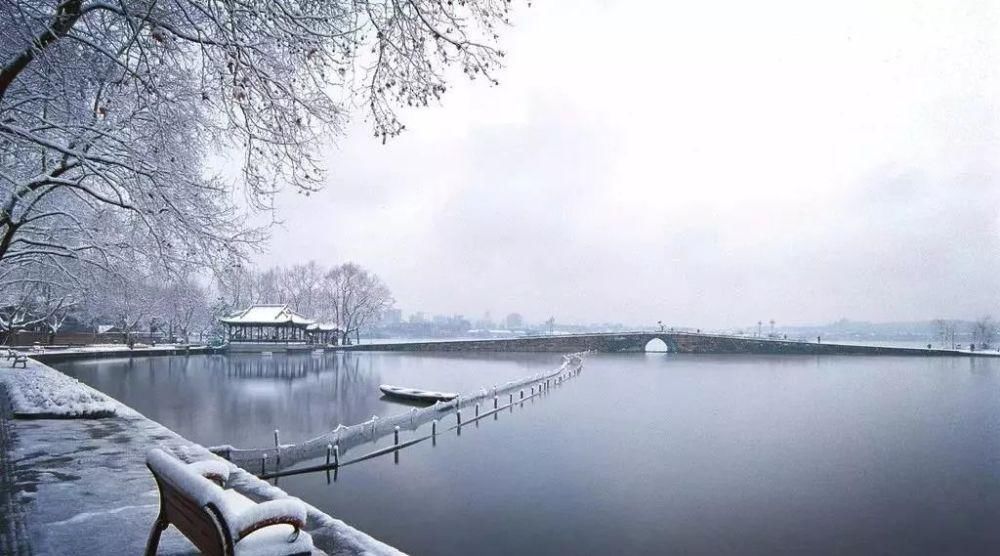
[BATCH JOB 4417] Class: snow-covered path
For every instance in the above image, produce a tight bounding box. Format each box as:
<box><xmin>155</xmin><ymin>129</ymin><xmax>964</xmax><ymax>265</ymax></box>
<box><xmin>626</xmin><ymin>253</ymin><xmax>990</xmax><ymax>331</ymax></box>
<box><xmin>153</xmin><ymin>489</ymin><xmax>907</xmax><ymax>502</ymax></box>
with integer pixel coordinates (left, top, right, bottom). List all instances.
<box><xmin>0</xmin><ymin>358</ymin><xmax>404</xmax><ymax>556</ymax></box>
<box><xmin>0</xmin><ymin>358</ymin><xmax>117</xmax><ymax>418</ymax></box>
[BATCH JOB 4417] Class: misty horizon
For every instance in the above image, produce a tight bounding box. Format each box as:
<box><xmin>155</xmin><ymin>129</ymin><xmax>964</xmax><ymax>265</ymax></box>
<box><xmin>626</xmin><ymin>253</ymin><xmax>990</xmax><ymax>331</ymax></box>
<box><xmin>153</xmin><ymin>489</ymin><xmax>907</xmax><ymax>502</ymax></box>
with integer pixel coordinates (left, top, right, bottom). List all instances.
<box><xmin>246</xmin><ymin>0</ymin><xmax>1000</xmax><ymax>328</ymax></box>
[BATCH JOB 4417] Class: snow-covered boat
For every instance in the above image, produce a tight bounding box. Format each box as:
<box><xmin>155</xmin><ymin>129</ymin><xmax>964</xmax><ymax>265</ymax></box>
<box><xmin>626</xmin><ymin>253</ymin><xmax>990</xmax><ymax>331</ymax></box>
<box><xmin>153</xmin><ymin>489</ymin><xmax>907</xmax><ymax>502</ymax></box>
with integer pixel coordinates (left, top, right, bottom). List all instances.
<box><xmin>379</xmin><ymin>384</ymin><xmax>458</xmax><ymax>403</ymax></box>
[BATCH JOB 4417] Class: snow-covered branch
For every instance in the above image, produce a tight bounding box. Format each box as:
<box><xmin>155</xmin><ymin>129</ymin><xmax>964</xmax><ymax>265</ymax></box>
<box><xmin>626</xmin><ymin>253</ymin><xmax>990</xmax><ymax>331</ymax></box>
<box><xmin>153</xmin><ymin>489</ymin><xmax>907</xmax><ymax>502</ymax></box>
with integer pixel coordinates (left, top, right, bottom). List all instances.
<box><xmin>2</xmin><ymin>0</ymin><xmax>514</xmax><ymax>292</ymax></box>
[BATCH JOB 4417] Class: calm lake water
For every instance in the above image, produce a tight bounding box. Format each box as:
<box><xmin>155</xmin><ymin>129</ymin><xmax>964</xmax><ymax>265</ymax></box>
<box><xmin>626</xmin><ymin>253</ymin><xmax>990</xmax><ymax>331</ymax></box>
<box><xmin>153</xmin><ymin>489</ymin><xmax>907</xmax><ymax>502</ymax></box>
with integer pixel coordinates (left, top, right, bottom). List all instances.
<box><xmin>56</xmin><ymin>352</ymin><xmax>1000</xmax><ymax>555</ymax></box>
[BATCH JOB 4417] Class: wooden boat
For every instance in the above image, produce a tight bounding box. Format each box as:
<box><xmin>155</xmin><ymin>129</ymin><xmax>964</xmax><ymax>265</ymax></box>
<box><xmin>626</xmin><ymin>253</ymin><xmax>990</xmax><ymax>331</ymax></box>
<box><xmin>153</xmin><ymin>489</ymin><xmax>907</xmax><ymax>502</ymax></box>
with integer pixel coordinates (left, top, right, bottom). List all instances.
<box><xmin>379</xmin><ymin>384</ymin><xmax>458</xmax><ymax>403</ymax></box>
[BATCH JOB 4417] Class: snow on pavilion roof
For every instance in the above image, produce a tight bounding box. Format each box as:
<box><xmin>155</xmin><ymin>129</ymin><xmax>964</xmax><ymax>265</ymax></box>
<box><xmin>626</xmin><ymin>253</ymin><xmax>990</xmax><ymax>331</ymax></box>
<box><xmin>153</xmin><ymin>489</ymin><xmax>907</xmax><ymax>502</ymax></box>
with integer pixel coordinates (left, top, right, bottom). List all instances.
<box><xmin>307</xmin><ymin>322</ymin><xmax>342</xmax><ymax>332</ymax></box>
<box><xmin>219</xmin><ymin>304</ymin><xmax>315</xmax><ymax>326</ymax></box>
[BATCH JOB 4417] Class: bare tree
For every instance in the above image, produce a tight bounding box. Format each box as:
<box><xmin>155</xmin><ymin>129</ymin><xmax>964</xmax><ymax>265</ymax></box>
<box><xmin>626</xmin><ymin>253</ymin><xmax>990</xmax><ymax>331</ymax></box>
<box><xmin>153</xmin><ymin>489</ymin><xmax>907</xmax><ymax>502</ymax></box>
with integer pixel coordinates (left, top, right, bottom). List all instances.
<box><xmin>972</xmin><ymin>316</ymin><xmax>995</xmax><ymax>349</ymax></box>
<box><xmin>215</xmin><ymin>264</ymin><xmax>286</xmax><ymax>314</ymax></box>
<box><xmin>36</xmin><ymin>280</ymin><xmax>83</xmax><ymax>344</ymax></box>
<box><xmin>321</xmin><ymin>262</ymin><xmax>393</xmax><ymax>344</ymax></box>
<box><xmin>0</xmin><ymin>260</ymin><xmax>83</xmax><ymax>344</ymax></box>
<box><xmin>0</xmin><ymin>280</ymin><xmax>44</xmax><ymax>344</ymax></box>
<box><xmin>89</xmin><ymin>262</ymin><xmax>158</xmax><ymax>346</ymax></box>
<box><xmin>932</xmin><ymin>318</ymin><xmax>958</xmax><ymax>349</ymax></box>
<box><xmin>279</xmin><ymin>262</ymin><xmax>325</xmax><ymax>318</ymax></box>
<box><xmin>1</xmin><ymin>0</ymin><xmax>514</xmax><ymax>291</ymax></box>
<box><xmin>161</xmin><ymin>274</ymin><xmax>210</xmax><ymax>343</ymax></box>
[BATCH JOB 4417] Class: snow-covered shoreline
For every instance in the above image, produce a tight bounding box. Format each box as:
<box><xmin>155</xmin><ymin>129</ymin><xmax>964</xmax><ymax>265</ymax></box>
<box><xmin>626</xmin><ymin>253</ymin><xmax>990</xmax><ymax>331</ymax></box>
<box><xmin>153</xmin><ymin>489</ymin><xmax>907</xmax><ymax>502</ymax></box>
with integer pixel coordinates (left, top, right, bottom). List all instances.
<box><xmin>25</xmin><ymin>343</ymin><xmax>224</xmax><ymax>364</ymax></box>
<box><xmin>0</xmin><ymin>360</ymin><xmax>117</xmax><ymax>418</ymax></box>
<box><xmin>0</xmin><ymin>356</ymin><xmax>405</xmax><ymax>556</ymax></box>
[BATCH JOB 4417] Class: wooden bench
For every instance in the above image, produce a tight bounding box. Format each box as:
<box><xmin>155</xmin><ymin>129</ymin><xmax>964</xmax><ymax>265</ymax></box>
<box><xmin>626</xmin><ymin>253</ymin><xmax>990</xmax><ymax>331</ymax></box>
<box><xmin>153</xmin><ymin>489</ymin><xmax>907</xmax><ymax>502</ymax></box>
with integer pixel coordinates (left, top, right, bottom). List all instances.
<box><xmin>11</xmin><ymin>354</ymin><xmax>27</xmax><ymax>368</ymax></box>
<box><xmin>145</xmin><ymin>449</ymin><xmax>313</xmax><ymax>556</ymax></box>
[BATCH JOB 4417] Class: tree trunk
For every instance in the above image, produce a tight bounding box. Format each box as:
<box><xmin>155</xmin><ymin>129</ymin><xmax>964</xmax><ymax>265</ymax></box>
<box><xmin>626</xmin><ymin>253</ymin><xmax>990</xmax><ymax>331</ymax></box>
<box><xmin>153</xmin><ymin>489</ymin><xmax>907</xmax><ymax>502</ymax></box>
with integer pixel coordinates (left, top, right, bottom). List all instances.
<box><xmin>0</xmin><ymin>221</ymin><xmax>20</xmax><ymax>262</ymax></box>
<box><xmin>0</xmin><ymin>0</ymin><xmax>84</xmax><ymax>104</ymax></box>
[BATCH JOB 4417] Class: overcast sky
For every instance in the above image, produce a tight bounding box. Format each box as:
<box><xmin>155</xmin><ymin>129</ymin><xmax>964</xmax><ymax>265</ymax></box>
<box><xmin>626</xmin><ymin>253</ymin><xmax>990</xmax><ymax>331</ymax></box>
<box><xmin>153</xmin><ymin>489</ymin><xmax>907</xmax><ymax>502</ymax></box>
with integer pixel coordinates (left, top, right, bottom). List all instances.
<box><xmin>257</xmin><ymin>0</ymin><xmax>1000</xmax><ymax>328</ymax></box>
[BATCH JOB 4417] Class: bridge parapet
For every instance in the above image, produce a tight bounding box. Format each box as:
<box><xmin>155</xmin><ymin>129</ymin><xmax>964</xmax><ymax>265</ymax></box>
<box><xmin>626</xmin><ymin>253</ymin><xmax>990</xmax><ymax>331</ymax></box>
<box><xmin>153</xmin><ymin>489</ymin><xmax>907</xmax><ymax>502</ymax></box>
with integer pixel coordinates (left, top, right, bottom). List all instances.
<box><xmin>336</xmin><ymin>332</ymin><xmax>970</xmax><ymax>356</ymax></box>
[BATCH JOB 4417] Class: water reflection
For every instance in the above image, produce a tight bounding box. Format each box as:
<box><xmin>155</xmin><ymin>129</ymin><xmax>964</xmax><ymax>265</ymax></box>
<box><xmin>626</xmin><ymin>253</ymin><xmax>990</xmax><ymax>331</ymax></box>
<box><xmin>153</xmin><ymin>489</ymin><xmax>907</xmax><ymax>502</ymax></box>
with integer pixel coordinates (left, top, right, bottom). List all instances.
<box><xmin>284</xmin><ymin>353</ymin><xmax>1000</xmax><ymax>556</ymax></box>
<box><xmin>54</xmin><ymin>352</ymin><xmax>558</xmax><ymax>448</ymax></box>
<box><xmin>55</xmin><ymin>352</ymin><xmax>1000</xmax><ymax>555</ymax></box>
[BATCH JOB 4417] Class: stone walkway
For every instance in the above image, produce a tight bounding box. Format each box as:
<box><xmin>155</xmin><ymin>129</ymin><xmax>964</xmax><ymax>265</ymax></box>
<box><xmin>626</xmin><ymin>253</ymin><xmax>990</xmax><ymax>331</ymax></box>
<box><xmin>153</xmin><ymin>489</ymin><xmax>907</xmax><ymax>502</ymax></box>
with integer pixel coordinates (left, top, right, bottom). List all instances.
<box><xmin>0</xmin><ymin>359</ymin><xmax>403</xmax><ymax>556</ymax></box>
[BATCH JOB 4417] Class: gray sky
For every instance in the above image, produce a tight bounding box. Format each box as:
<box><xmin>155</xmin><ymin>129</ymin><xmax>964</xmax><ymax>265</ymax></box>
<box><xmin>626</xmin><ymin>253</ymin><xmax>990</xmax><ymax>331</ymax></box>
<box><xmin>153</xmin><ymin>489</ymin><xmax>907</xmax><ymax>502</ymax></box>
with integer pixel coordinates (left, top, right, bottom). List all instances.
<box><xmin>258</xmin><ymin>0</ymin><xmax>1000</xmax><ymax>328</ymax></box>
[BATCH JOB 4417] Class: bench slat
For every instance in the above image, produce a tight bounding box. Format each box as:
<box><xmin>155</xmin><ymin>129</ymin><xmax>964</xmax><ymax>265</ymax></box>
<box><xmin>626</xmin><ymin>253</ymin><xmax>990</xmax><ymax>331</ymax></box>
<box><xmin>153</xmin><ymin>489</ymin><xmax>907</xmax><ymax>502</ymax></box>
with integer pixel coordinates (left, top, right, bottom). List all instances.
<box><xmin>153</xmin><ymin>475</ymin><xmax>230</xmax><ymax>555</ymax></box>
<box><xmin>146</xmin><ymin>449</ymin><xmax>311</xmax><ymax>556</ymax></box>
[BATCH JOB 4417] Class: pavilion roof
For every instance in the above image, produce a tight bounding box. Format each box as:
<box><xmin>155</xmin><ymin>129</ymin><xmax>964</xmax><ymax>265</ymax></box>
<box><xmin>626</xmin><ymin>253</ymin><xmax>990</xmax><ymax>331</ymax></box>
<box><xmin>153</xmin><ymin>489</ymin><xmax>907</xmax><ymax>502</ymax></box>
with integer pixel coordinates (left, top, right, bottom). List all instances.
<box><xmin>219</xmin><ymin>304</ymin><xmax>315</xmax><ymax>326</ymax></box>
<box><xmin>307</xmin><ymin>322</ymin><xmax>342</xmax><ymax>332</ymax></box>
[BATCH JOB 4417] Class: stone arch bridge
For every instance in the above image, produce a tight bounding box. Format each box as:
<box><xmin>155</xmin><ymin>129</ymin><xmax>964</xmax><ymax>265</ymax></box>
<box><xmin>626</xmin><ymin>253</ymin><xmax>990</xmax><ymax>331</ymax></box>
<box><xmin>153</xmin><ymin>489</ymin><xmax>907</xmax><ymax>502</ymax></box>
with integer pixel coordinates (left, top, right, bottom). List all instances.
<box><xmin>337</xmin><ymin>331</ymin><xmax>960</xmax><ymax>356</ymax></box>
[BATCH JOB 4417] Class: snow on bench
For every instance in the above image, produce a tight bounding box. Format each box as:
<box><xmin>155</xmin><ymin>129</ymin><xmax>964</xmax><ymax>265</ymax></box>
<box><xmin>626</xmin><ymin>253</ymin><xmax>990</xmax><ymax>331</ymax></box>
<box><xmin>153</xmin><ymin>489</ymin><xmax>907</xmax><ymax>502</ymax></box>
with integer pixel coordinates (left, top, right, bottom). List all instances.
<box><xmin>146</xmin><ymin>449</ymin><xmax>314</xmax><ymax>556</ymax></box>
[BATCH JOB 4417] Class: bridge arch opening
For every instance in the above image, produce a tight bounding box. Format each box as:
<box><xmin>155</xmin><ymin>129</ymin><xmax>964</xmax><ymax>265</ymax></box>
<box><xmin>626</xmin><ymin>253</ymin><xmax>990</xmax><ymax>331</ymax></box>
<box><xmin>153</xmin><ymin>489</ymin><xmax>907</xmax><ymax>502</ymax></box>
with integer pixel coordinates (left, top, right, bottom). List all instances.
<box><xmin>644</xmin><ymin>338</ymin><xmax>669</xmax><ymax>353</ymax></box>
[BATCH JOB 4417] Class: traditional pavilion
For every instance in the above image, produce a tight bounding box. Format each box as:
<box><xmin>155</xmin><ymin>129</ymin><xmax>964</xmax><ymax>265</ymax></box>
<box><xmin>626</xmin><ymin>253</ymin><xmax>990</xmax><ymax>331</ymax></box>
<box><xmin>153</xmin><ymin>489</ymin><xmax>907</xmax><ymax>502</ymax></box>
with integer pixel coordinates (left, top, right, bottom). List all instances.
<box><xmin>306</xmin><ymin>322</ymin><xmax>341</xmax><ymax>346</ymax></box>
<box><xmin>220</xmin><ymin>304</ymin><xmax>340</xmax><ymax>351</ymax></box>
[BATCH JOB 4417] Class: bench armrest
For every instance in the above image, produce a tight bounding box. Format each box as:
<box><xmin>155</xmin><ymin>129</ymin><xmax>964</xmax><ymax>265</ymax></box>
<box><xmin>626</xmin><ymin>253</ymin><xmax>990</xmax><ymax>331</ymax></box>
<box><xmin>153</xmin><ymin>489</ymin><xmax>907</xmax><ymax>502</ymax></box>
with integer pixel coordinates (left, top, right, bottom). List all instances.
<box><xmin>229</xmin><ymin>498</ymin><xmax>307</xmax><ymax>543</ymax></box>
<box><xmin>186</xmin><ymin>460</ymin><xmax>231</xmax><ymax>487</ymax></box>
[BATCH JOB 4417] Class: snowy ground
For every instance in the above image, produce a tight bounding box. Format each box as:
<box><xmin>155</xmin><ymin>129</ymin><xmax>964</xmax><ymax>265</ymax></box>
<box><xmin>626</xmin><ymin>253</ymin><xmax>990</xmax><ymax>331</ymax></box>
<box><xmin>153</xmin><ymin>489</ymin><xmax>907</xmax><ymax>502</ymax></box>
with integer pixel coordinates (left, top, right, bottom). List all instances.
<box><xmin>0</xmin><ymin>360</ymin><xmax>116</xmax><ymax>418</ymax></box>
<box><xmin>14</xmin><ymin>343</ymin><xmax>192</xmax><ymax>353</ymax></box>
<box><xmin>0</xmin><ymin>357</ymin><xmax>404</xmax><ymax>556</ymax></box>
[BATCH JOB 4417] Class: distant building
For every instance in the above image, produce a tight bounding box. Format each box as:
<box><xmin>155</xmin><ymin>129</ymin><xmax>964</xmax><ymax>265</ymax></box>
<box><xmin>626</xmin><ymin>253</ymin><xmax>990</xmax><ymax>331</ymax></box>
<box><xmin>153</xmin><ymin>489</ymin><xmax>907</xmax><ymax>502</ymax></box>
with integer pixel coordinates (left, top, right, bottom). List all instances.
<box><xmin>474</xmin><ymin>311</ymin><xmax>495</xmax><ymax>330</ymax></box>
<box><xmin>381</xmin><ymin>308</ymin><xmax>403</xmax><ymax>325</ymax></box>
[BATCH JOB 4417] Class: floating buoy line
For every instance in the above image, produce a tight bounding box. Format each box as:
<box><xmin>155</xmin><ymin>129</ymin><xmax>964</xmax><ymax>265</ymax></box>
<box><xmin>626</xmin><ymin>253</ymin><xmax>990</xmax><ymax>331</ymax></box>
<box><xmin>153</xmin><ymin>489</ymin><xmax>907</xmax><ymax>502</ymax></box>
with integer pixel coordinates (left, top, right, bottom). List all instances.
<box><xmin>211</xmin><ymin>352</ymin><xmax>587</xmax><ymax>481</ymax></box>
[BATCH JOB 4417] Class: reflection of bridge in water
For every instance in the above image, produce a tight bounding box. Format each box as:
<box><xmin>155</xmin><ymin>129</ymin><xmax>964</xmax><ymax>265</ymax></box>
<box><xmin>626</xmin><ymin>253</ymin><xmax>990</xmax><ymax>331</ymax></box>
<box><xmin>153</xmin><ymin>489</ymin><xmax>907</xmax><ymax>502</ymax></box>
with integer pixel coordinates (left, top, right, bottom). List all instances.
<box><xmin>336</xmin><ymin>331</ymin><xmax>979</xmax><ymax>356</ymax></box>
